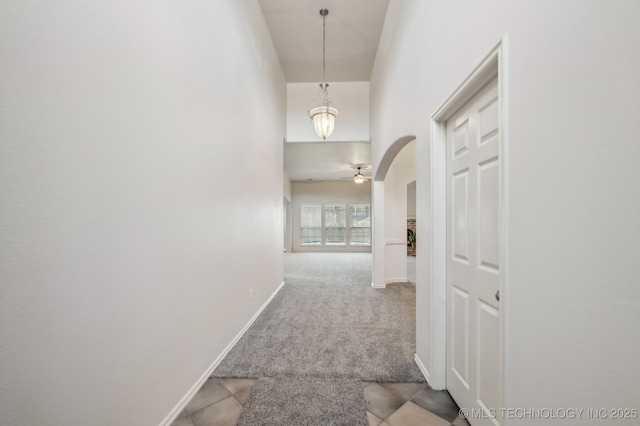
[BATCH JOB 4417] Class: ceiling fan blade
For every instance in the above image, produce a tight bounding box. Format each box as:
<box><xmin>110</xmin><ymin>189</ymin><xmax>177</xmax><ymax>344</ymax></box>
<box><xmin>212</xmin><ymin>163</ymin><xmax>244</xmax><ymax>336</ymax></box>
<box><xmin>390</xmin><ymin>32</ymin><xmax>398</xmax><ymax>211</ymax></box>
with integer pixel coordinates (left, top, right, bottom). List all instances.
<box><xmin>340</xmin><ymin>175</ymin><xmax>371</xmax><ymax>180</ymax></box>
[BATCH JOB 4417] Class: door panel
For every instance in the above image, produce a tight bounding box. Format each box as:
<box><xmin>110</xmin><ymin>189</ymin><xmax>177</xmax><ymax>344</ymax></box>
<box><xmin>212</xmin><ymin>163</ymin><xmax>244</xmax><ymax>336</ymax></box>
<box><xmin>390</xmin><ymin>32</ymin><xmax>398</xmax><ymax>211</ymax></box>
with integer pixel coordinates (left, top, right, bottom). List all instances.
<box><xmin>452</xmin><ymin>169</ymin><xmax>470</xmax><ymax>263</ymax></box>
<box><xmin>453</xmin><ymin>119</ymin><xmax>470</xmax><ymax>158</ymax></box>
<box><xmin>447</xmin><ymin>78</ymin><xmax>500</xmax><ymax>426</ymax></box>
<box><xmin>452</xmin><ymin>286</ymin><xmax>470</xmax><ymax>388</ymax></box>
<box><xmin>478</xmin><ymin>97</ymin><xmax>499</xmax><ymax>144</ymax></box>
<box><xmin>478</xmin><ymin>302</ymin><xmax>500</xmax><ymax>413</ymax></box>
<box><xmin>478</xmin><ymin>158</ymin><xmax>499</xmax><ymax>271</ymax></box>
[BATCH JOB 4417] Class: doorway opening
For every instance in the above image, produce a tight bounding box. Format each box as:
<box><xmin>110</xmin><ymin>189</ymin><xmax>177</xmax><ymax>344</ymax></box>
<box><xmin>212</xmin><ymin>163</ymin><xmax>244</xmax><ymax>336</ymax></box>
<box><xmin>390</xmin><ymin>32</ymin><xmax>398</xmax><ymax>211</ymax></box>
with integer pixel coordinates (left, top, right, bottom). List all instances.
<box><xmin>407</xmin><ymin>180</ymin><xmax>416</xmax><ymax>284</ymax></box>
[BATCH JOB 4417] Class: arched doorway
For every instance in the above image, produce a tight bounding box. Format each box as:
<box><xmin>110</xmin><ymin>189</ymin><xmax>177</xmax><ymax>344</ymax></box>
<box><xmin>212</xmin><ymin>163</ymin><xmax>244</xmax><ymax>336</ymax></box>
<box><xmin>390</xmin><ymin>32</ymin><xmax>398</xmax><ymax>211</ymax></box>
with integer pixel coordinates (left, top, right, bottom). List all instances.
<box><xmin>371</xmin><ymin>136</ymin><xmax>416</xmax><ymax>288</ymax></box>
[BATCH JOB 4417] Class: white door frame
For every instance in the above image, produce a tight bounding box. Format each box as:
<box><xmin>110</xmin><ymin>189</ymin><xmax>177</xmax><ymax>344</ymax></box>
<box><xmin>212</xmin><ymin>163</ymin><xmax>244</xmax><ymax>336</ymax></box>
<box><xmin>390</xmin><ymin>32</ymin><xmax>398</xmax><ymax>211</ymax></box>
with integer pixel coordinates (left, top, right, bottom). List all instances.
<box><xmin>428</xmin><ymin>39</ymin><xmax>509</xmax><ymax>397</ymax></box>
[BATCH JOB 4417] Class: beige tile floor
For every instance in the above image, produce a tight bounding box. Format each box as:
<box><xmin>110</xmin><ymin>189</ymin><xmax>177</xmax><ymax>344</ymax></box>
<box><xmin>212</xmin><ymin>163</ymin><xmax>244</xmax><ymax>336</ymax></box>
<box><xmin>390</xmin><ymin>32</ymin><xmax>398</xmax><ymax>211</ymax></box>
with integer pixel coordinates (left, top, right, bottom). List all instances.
<box><xmin>172</xmin><ymin>378</ymin><xmax>471</xmax><ymax>426</ymax></box>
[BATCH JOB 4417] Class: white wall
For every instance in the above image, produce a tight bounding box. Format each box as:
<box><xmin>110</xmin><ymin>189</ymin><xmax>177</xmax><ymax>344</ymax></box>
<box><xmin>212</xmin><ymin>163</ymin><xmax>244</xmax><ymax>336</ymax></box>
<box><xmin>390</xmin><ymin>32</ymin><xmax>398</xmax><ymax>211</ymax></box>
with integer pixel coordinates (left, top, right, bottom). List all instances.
<box><xmin>284</xmin><ymin>174</ymin><xmax>292</xmax><ymax>202</ymax></box>
<box><xmin>407</xmin><ymin>180</ymin><xmax>416</xmax><ymax>219</ymax></box>
<box><xmin>284</xmin><ymin>175</ymin><xmax>293</xmax><ymax>252</ymax></box>
<box><xmin>0</xmin><ymin>1</ymin><xmax>285</xmax><ymax>425</ymax></box>
<box><xmin>371</xmin><ymin>0</ymin><xmax>640</xmax><ymax>419</ymax></box>
<box><xmin>384</xmin><ymin>140</ymin><xmax>416</xmax><ymax>283</ymax></box>
<box><xmin>287</xmin><ymin>82</ymin><xmax>370</xmax><ymax>142</ymax></box>
<box><xmin>291</xmin><ymin>181</ymin><xmax>372</xmax><ymax>253</ymax></box>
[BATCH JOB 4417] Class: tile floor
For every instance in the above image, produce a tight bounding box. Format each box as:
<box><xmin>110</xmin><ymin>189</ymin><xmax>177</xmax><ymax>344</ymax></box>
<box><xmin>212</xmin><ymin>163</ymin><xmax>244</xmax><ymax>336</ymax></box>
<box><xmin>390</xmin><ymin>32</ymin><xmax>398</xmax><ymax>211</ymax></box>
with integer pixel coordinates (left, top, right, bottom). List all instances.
<box><xmin>172</xmin><ymin>378</ymin><xmax>471</xmax><ymax>426</ymax></box>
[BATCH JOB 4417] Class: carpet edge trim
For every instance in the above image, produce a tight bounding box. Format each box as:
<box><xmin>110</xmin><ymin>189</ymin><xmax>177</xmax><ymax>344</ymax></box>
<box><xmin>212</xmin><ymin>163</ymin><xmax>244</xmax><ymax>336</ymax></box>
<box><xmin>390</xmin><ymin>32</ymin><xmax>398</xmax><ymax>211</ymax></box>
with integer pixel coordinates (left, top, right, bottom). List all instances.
<box><xmin>158</xmin><ymin>280</ymin><xmax>285</xmax><ymax>426</ymax></box>
<box><xmin>414</xmin><ymin>353</ymin><xmax>430</xmax><ymax>383</ymax></box>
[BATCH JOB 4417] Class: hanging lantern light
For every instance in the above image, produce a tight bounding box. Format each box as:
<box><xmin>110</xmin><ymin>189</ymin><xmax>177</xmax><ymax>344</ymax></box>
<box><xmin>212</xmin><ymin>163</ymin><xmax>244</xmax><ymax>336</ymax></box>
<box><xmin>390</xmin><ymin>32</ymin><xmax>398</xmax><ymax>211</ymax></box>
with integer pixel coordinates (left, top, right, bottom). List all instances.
<box><xmin>309</xmin><ymin>9</ymin><xmax>338</xmax><ymax>140</ymax></box>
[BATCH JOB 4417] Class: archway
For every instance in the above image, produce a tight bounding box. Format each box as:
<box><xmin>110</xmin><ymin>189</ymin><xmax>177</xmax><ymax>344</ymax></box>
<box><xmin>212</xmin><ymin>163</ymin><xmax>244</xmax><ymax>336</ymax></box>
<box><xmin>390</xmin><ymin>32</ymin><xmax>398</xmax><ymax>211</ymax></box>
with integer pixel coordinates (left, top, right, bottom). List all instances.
<box><xmin>371</xmin><ymin>135</ymin><xmax>416</xmax><ymax>288</ymax></box>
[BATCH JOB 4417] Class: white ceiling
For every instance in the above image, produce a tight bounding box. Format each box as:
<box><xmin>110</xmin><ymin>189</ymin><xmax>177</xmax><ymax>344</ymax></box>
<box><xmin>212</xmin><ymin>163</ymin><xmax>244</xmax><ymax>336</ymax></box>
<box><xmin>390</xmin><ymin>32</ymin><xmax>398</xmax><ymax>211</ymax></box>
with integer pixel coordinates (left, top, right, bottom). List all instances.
<box><xmin>258</xmin><ymin>0</ymin><xmax>389</xmax><ymax>182</ymax></box>
<box><xmin>258</xmin><ymin>0</ymin><xmax>390</xmax><ymax>82</ymax></box>
<box><xmin>284</xmin><ymin>141</ymin><xmax>371</xmax><ymax>181</ymax></box>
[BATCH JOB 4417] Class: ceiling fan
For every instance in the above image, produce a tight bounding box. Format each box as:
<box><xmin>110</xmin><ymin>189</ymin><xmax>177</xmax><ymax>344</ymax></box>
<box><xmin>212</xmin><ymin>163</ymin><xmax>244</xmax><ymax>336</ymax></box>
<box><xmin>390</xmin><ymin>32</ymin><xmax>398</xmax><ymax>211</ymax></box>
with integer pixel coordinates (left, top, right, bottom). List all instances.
<box><xmin>340</xmin><ymin>164</ymin><xmax>372</xmax><ymax>184</ymax></box>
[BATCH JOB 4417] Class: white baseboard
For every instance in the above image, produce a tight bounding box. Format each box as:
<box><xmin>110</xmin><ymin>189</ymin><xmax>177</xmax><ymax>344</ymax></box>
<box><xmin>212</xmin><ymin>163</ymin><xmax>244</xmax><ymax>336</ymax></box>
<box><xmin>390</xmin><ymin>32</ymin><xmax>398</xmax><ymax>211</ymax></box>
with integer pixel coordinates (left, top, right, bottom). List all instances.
<box><xmin>371</xmin><ymin>281</ymin><xmax>386</xmax><ymax>289</ymax></box>
<box><xmin>160</xmin><ymin>281</ymin><xmax>285</xmax><ymax>426</ymax></box>
<box><xmin>385</xmin><ymin>239</ymin><xmax>407</xmax><ymax>245</ymax></box>
<box><xmin>414</xmin><ymin>353</ymin><xmax>430</xmax><ymax>383</ymax></box>
<box><xmin>385</xmin><ymin>276</ymin><xmax>407</xmax><ymax>284</ymax></box>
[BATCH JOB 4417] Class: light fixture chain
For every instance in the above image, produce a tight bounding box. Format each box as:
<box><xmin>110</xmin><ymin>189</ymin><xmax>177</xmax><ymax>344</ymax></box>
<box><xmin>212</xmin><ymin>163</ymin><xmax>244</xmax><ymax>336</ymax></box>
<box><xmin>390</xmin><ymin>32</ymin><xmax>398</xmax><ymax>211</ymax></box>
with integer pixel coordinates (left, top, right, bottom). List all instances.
<box><xmin>309</xmin><ymin>9</ymin><xmax>337</xmax><ymax>141</ymax></box>
<box><xmin>322</xmin><ymin>10</ymin><xmax>326</xmax><ymax>84</ymax></box>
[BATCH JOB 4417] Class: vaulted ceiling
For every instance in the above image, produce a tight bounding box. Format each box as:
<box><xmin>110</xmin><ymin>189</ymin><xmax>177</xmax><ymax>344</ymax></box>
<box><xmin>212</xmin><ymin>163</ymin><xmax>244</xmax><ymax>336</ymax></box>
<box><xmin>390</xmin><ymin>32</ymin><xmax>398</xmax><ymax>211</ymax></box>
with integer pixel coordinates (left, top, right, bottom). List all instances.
<box><xmin>258</xmin><ymin>0</ymin><xmax>390</xmax><ymax>82</ymax></box>
<box><xmin>258</xmin><ymin>0</ymin><xmax>390</xmax><ymax>182</ymax></box>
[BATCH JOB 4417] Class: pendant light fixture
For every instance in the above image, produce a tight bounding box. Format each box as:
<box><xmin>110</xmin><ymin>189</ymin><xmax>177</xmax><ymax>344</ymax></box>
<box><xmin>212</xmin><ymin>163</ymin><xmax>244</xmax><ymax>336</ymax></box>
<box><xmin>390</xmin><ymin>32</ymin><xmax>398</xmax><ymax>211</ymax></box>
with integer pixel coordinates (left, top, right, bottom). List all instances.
<box><xmin>353</xmin><ymin>167</ymin><xmax>366</xmax><ymax>184</ymax></box>
<box><xmin>309</xmin><ymin>9</ymin><xmax>338</xmax><ymax>140</ymax></box>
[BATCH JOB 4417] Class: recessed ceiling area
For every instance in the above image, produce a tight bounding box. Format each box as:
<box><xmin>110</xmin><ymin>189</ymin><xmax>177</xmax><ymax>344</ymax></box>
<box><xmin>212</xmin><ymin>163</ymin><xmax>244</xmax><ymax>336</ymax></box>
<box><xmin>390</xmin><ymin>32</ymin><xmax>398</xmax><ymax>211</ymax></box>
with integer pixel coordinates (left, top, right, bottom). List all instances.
<box><xmin>258</xmin><ymin>0</ymin><xmax>390</xmax><ymax>82</ymax></box>
<box><xmin>259</xmin><ymin>0</ymin><xmax>389</xmax><ymax>182</ymax></box>
<box><xmin>284</xmin><ymin>141</ymin><xmax>371</xmax><ymax>182</ymax></box>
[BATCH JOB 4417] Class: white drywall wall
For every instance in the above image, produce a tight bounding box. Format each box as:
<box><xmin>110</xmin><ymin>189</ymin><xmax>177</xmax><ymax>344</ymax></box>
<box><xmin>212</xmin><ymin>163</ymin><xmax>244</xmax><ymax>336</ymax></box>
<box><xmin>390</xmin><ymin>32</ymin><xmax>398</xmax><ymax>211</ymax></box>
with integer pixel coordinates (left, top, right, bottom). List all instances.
<box><xmin>0</xmin><ymin>1</ymin><xmax>285</xmax><ymax>425</ymax></box>
<box><xmin>284</xmin><ymin>175</ymin><xmax>293</xmax><ymax>252</ymax></box>
<box><xmin>287</xmin><ymin>82</ymin><xmax>370</xmax><ymax>142</ymax></box>
<box><xmin>407</xmin><ymin>180</ymin><xmax>416</xmax><ymax>219</ymax></box>
<box><xmin>372</xmin><ymin>0</ymin><xmax>640</xmax><ymax>418</ymax></box>
<box><xmin>384</xmin><ymin>140</ymin><xmax>416</xmax><ymax>283</ymax></box>
<box><xmin>284</xmin><ymin>174</ymin><xmax>292</xmax><ymax>202</ymax></box>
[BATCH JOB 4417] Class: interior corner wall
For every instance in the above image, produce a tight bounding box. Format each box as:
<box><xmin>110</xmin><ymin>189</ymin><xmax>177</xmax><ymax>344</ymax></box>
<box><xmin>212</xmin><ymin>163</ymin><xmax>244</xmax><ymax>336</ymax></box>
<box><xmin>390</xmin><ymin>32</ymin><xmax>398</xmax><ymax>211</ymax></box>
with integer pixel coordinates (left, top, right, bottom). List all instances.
<box><xmin>371</xmin><ymin>0</ymin><xmax>640</xmax><ymax>416</ymax></box>
<box><xmin>383</xmin><ymin>140</ymin><xmax>416</xmax><ymax>283</ymax></box>
<box><xmin>286</xmin><ymin>82</ymin><xmax>370</xmax><ymax>142</ymax></box>
<box><xmin>284</xmin><ymin>174</ymin><xmax>292</xmax><ymax>202</ymax></box>
<box><xmin>0</xmin><ymin>1</ymin><xmax>286</xmax><ymax>425</ymax></box>
<box><xmin>291</xmin><ymin>181</ymin><xmax>372</xmax><ymax>253</ymax></box>
<box><xmin>284</xmin><ymin>175</ymin><xmax>293</xmax><ymax>252</ymax></box>
<box><xmin>407</xmin><ymin>181</ymin><xmax>417</xmax><ymax>220</ymax></box>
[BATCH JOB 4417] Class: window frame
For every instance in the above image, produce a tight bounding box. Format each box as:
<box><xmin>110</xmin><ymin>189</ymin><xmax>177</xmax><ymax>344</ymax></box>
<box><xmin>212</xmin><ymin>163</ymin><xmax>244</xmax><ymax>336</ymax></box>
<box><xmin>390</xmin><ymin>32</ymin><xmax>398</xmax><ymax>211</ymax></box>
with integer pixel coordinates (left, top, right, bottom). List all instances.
<box><xmin>348</xmin><ymin>204</ymin><xmax>371</xmax><ymax>246</ymax></box>
<box><xmin>300</xmin><ymin>204</ymin><xmax>323</xmax><ymax>246</ymax></box>
<box><xmin>298</xmin><ymin>202</ymin><xmax>371</xmax><ymax>248</ymax></box>
<box><xmin>324</xmin><ymin>203</ymin><xmax>347</xmax><ymax>246</ymax></box>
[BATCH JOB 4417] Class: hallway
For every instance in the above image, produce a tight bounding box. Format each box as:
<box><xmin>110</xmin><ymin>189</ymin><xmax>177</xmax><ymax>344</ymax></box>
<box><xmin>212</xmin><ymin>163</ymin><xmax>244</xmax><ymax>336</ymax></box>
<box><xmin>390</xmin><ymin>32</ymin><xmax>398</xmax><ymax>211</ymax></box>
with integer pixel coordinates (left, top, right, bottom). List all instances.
<box><xmin>2</xmin><ymin>2</ymin><xmax>638</xmax><ymax>425</ymax></box>
<box><xmin>171</xmin><ymin>253</ymin><xmax>467</xmax><ymax>425</ymax></box>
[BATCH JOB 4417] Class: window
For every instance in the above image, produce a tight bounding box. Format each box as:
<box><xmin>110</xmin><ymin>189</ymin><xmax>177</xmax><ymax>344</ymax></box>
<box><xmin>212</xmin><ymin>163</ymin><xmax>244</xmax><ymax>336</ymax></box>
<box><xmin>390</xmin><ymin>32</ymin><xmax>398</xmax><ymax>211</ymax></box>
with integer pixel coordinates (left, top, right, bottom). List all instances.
<box><xmin>325</xmin><ymin>204</ymin><xmax>346</xmax><ymax>245</ymax></box>
<box><xmin>300</xmin><ymin>204</ymin><xmax>322</xmax><ymax>245</ymax></box>
<box><xmin>299</xmin><ymin>203</ymin><xmax>371</xmax><ymax>248</ymax></box>
<box><xmin>349</xmin><ymin>204</ymin><xmax>371</xmax><ymax>246</ymax></box>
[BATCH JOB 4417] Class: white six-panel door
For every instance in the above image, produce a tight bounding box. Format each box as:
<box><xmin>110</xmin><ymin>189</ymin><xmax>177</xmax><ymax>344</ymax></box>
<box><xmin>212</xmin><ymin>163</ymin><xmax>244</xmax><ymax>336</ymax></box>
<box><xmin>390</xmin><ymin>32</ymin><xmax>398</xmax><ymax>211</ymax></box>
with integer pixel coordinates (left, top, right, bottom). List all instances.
<box><xmin>446</xmin><ymin>78</ymin><xmax>500</xmax><ymax>425</ymax></box>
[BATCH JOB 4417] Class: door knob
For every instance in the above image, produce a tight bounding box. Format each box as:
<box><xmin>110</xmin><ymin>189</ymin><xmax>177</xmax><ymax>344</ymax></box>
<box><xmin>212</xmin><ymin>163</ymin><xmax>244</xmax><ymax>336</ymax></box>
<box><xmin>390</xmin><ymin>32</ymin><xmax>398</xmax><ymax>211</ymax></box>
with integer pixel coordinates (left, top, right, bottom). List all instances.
<box><xmin>495</xmin><ymin>290</ymin><xmax>500</xmax><ymax>302</ymax></box>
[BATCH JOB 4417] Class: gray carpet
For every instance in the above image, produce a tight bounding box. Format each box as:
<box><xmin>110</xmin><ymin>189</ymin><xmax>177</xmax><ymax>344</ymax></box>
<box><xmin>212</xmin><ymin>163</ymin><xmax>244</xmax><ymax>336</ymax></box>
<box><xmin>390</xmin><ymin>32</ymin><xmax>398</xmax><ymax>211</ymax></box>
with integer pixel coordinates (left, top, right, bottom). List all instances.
<box><xmin>212</xmin><ymin>253</ymin><xmax>424</xmax><ymax>382</ymax></box>
<box><xmin>281</xmin><ymin>252</ymin><xmax>373</xmax><ymax>287</ymax></box>
<box><xmin>212</xmin><ymin>253</ymin><xmax>423</xmax><ymax>425</ymax></box>
<box><xmin>237</xmin><ymin>377</ymin><xmax>367</xmax><ymax>426</ymax></box>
